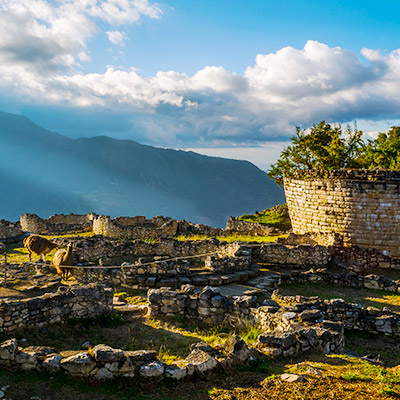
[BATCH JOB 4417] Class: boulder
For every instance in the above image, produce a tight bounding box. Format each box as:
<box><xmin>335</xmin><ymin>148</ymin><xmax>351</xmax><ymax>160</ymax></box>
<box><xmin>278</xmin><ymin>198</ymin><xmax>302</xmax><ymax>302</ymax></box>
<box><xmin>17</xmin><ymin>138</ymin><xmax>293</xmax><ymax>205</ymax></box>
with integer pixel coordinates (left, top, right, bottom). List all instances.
<box><xmin>165</xmin><ymin>364</ymin><xmax>187</xmax><ymax>380</ymax></box>
<box><xmin>220</xmin><ymin>335</ymin><xmax>250</xmax><ymax>361</ymax></box>
<box><xmin>280</xmin><ymin>373</ymin><xmax>305</xmax><ymax>383</ymax></box>
<box><xmin>90</xmin><ymin>344</ymin><xmax>124</xmax><ymax>363</ymax></box>
<box><xmin>139</xmin><ymin>361</ymin><xmax>165</xmax><ymax>378</ymax></box>
<box><xmin>43</xmin><ymin>355</ymin><xmax>63</xmax><ymax>371</ymax></box>
<box><xmin>60</xmin><ymin>352</ymin><xmax>96</xmax><ymax>376</ymax></box>
<box><xmin>184</xmin><ymin>350</ymin><xmax>218</xmax><ymax>373</ymax></box>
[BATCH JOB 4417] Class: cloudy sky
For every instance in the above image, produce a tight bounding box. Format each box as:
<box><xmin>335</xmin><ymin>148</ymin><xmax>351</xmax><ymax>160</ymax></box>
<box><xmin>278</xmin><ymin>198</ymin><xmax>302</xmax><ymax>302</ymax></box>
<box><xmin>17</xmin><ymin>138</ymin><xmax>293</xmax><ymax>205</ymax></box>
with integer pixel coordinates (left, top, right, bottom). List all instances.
<box><xmin>2</xmin><ymin>0</ymin><xmax>400</xmax><ymax>169</ymax></box>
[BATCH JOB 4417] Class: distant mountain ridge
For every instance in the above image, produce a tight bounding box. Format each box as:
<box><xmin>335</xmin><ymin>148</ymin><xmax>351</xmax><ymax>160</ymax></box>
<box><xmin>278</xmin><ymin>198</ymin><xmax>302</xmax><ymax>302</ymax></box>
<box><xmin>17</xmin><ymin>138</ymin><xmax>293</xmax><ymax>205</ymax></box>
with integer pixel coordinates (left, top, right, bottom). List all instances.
<box><xmin>0</xmin><ymin>111</ymin><xmax>284</xmax><ymax>226</ymax></box>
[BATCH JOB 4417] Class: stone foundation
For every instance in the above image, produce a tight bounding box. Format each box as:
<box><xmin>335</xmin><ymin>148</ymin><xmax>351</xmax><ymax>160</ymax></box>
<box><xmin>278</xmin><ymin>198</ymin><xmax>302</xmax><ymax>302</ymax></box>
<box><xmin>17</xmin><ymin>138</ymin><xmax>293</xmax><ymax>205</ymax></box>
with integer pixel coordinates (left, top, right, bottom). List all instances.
<box><xmin>0</xmin><ymin>284</ymin><xmax>113</xmax><ymax>332</ymax></box>
<box><xmin>272</xmin><ymin>292</ymin><xmax>400</xmax><ymax>336</ymax></box>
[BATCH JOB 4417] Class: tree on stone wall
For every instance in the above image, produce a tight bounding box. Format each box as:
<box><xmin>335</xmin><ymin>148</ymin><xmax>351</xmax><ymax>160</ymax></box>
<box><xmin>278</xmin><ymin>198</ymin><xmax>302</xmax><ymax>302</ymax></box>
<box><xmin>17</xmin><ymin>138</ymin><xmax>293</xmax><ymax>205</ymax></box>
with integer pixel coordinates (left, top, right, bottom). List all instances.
<box><xmin>267</xmin><ymin>121</ymin><xmax>365</xmax><ymax>185</ymax></box>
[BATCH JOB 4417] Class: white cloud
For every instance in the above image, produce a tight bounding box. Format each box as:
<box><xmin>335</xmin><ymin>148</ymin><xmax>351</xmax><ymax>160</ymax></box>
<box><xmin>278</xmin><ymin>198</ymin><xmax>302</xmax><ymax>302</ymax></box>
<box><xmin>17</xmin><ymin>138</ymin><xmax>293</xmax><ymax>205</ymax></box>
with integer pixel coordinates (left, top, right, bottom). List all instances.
<box><xmin>106</xmin><ymin>30</ymin><xmax>128</xmax><ymax>45</ymax></box>
<box><xmin>0</xmin><ymin>0</ymin><xmax>161</xmax><ymax>71</ymax></box>
<box><xmin>1</xmin><ymin>30</ymin><xmax>400</xmax><ymax>146</ymax></box>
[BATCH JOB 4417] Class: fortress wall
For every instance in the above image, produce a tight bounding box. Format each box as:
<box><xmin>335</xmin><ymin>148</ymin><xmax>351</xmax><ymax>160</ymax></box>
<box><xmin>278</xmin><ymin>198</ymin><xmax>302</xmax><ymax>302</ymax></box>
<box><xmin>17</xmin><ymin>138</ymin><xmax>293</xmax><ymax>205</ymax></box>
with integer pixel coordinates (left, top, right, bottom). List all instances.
<box><xmin>284</xmin><ymin>170</ymin><xmax>400</xmax><ymax>258</ymax></box>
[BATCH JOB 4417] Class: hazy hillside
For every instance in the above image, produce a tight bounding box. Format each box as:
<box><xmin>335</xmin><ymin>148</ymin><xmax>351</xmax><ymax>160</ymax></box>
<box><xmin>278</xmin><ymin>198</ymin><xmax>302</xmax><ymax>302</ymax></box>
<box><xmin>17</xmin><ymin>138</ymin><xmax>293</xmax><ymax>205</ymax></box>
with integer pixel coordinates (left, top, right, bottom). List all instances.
<box><xmin>0</xmin><ymin>111</ymin><xmax>284</xmax><ymax>226</ymax></box>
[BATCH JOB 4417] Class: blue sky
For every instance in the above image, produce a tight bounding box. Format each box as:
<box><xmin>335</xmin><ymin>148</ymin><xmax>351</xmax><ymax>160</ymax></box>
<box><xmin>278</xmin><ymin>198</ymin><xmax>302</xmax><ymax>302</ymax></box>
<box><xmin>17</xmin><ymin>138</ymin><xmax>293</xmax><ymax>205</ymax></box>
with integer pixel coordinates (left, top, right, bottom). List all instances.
<box><xmin>1</xmin><ymin>0</ymin><xmax>400</xmax><ymax>169</ymax></box>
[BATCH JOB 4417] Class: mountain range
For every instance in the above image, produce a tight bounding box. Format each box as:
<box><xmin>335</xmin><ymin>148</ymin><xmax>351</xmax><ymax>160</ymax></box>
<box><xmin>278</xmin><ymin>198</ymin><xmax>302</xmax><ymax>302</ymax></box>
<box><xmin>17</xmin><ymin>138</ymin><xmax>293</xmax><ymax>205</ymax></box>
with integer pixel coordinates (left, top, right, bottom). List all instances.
<box><xmin>0</xmin><ymin>111</ymin><xmax>284</xmax><ymax>226</ymax></box>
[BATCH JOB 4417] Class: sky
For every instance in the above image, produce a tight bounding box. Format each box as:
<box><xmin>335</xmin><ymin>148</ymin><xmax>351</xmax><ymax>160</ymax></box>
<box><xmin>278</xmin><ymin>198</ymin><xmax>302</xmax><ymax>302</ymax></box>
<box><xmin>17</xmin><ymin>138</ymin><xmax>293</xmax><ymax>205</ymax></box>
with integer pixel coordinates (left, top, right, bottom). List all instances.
<box><xmin>2</xmin><ymin>0</ymin><xmax>400</xmax><ymax>170</ymax></box>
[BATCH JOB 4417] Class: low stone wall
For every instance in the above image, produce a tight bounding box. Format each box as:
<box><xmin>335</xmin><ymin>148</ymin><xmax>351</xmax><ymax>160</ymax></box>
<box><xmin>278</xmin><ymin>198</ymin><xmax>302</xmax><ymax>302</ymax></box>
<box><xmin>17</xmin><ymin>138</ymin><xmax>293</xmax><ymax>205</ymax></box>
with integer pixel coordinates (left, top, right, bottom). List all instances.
<box><xmin>0</xmin><ymin>338</ymin><xmax>252</xmax><ymax>380</ymax></box>
<box><xmin>0</xmin><ymin>220</ymin><xmax>24</xmax><ymax>242</ymax></box>
<box><xmin>55</xmin><ymin>236</ymin><xmax>238</xmax><ymax>264</ymax></box>
<box><xmin>272</xmin><ymin>292</ymin><xmax>400</xmax><ymax>336</ymax></box>
<box><xmin>250</xmin><ymin>243</ymin><xmax>333</xmax><ymax>266</ymax></box>
<box><xmin>204</xmin><ymin>255</ymin><xmax>251</xmax><ymax>274</ymax></box>
<box><xmin>124</xmin><ymin>257</ymin><xmax>191</xmax><ymax>275</ymax></box>
<box><xmin>225</xmin><ymin>217</ymin><xmax>277</xmax><ymax>235</ymax></box>
<box><xmin>57</xmin><ymin>236</ymin><xmax>336</xmax><ymax>270</ymax></box>
<box><xmin>148</xmin><ymin>286</ymin><xmax>258</xmax><ymax>327</ymax></box>
<box><xmin>333</xmin><ymin>245</ymin><xmax>400</xmax><ymax>272</ymax></box>
<box><xmin>253</xmin><ymin>303</ymin><xmax>344</xmax><ymax>356</ymax></box>
<box><xmin>0</xmin><ymin>284</ymin><xmax>113</xmax><ymax>332</ymax></box>
<box><xmin>278</xmin><ymin>267</ymin><xmax>400</xmax><ymax>292</ymax></box>
<box><xmin>70</xmin><ymin>266</ymin><xmax>260</xmax><ymax>290</ymax></box>
<box><xmin>20</xmin><ymin>213</ymin><xmax>96</xmax><ymax>234</ymax></box>
<box><xmin>148</xmin><ymin>286</ymin><xmax>345</xmax><ymax>357</ymax></box>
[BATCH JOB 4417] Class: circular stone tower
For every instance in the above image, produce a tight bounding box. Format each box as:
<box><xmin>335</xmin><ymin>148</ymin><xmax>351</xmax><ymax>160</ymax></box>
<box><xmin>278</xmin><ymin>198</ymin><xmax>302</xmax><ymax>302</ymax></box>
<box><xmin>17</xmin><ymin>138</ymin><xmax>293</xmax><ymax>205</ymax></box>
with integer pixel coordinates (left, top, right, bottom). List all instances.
<box><xmin>284</xmin><ymin>170</ymin><xmax>400</xmax><ymax>258</ymax></box>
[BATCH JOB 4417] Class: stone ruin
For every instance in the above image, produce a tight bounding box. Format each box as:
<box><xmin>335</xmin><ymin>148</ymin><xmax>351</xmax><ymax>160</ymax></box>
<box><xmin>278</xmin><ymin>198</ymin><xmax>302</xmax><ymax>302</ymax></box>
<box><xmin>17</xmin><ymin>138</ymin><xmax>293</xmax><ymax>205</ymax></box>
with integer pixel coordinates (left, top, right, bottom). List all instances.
<box><xmin>0</xmin><ymin>203</ymin><xmax>399</xmax><ymax>384</ymax></box>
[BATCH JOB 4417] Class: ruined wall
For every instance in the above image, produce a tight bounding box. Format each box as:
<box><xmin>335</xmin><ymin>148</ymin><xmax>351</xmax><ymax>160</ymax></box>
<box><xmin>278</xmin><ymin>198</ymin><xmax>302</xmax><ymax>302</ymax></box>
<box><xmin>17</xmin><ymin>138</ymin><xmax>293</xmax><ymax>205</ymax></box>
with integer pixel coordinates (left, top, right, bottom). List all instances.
<box><xmin>271</xmin><ymin>293</ymin><xmax>400</xmax><ymax>336</ymax></box>
<box><xmin>147</xmin><ymin>286</ymin><xmax>258</xmax><ymax>327</ymax></box>
<box><xmin>250</xmin><ymin>243</ymin><xmax>333</xmax><ymax>266</ymax></box>
<box><xmin>20</xmin><ymin>213</ymin><xmax>96</xmax><ymax>234</ymax></box>
<box><xmin>0</xmin><ymin>220</ymin><xmax>23</xmax><ymax>242</ymax></box>
<box><xmin>0</xmin><ymin>284</ymin><xmax>113</xmax><ymax>332</ymax></box>
<box><xmin>92</xmin><ymin>215</ymin><xmax>179</xmax><ymax>239</ymax></box>
<box><xmin>284</xmin><ymin>170</ymin><xmax>400</xmax><ymax>258</ymax></box>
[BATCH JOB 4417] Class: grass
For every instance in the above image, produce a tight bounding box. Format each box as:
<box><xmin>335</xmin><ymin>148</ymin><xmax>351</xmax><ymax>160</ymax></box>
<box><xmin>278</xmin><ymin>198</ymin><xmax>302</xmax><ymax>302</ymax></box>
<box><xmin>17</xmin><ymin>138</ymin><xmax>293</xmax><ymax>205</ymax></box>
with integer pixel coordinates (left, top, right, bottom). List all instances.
<box><xmin>278</xmin><ymin>282</ymin><xmax>400</xmax><ymax>312</ymax></box>
<box><xmin>238</xmin><ymin>203</ymin><xmax>292</xmax><ymax>232</ymax></box>
<box><xmin>5</xmin><ymin>242</ymin><xmax>59</xmax><ymax>264</ymax></box>
<box><xmin>114</xmin><ymin>291</ymin><xmax>148</xmax><ymax>306</ymax></box>
<box><xmin>175</xmin><ymin>234</ymin><xmax>287</xmax><ymax>243</ymax></box>
<box><xmin>210</xmin><ymin>354</ymin><xmax>400</xmax><ymax>400</ymax></box>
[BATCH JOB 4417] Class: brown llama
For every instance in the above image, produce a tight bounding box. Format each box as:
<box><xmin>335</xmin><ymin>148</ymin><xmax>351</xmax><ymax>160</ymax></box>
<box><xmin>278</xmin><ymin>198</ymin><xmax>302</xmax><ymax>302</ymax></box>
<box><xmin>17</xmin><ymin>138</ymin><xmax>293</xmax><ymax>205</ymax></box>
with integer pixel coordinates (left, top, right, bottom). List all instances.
<box><xmin>52</xmin><ymin>242</ymin><xmax>74</xmax><ymax>279</ymax></box>
<box><xmin>23</xmin><ymin>235</ymin><xmax>58</xmax><ymax>262</ymax></box>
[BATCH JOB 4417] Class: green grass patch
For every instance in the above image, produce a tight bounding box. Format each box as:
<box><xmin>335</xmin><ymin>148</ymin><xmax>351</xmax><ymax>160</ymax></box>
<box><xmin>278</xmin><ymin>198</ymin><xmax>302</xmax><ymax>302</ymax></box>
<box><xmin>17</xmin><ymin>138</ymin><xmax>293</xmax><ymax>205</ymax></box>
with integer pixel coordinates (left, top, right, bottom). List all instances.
<box><xmin>278</xmin><ymin>282</ymin><xmax>400</xmax><ymax>312</ymax></box>
<box><xmin>238</xmin><ymin>204</ymin><xmax>292</xmax><ymax>231</ymax></box>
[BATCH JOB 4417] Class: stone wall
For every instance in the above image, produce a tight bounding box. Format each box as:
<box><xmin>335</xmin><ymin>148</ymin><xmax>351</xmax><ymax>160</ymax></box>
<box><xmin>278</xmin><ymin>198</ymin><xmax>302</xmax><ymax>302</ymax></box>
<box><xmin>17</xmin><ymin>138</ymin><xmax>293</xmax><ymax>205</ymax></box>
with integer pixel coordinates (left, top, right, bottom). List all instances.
<box><xmin>272</xmin><ymin>292</ymin><xmax>400</xmax><ymax>336</ymax></box>
<box><xmin>0</xmin><ymin>220</ymin><xmax>24</xmax><ymax>242</ymax></box>
<box><xmin>284</xmin><ymin>170</ymin><xmax>400</xmax><ymax>258</ymax></box>
<box><xmin>278</xmin><ymin>267</ymin><xmax>400</xmax><ymax>292</ymax></box>
<box><xmin>92</xmin><ymin>215</ymin><xmax>179</xmax><ymax>239</ymax></box>
<box><xmin>57</xmin><ymin>235</ymin><xmax>335</xmax><ymax>270</ymax></box>
<box><xmin>204</xmin><ymin>255</ymin><xmax>251</xmax><ymax>274</ymax></box>
<box><xmin>56</xmin><ymin>236</ymin><xmax>238</xmax><ymax>264</ymax></box>
<box><xmin>68</xmin><ymin>264</ymin><xmax>259</xmax><ymax>289</ymax></box>
<box><xmin>20</xmin><ymin>213</ymin><xmax>96</xmax><ymax>234</ymax></box>
<box><xmin>148</xmin><ymin>286</ymin><xmax>258</xmax><ymax>327</ymax></box>
<box><xmin>250</xmin><ymin>243</ymin><xmax>333</xmax><ymax>266</ymax></box>
<box><xmin>0</xmin><ymin>284</ymin><xmax>113</xmax><ymax>332</ymax></box>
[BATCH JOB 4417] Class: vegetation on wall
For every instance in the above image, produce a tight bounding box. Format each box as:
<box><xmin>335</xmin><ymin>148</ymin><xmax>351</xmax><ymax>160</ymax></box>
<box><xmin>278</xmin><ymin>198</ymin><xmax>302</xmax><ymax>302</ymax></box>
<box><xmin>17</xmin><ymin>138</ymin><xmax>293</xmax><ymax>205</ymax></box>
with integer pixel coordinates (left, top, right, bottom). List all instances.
<box><xmin>239</xmin><ymin>204</ymin><xmax>292</xmax><ymax>231</ymax></box>
<box><xmin>267</xmin><ymin>121</ymin><xmax>400</xmax><ymax>185</ymax></box>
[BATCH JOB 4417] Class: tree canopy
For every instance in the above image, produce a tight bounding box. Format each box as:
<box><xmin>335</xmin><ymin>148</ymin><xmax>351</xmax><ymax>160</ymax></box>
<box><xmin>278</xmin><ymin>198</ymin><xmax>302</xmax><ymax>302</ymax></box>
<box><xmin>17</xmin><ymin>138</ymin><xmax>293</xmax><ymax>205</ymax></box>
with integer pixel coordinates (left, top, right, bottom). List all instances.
<box><xmin>267</xmin><ymin>121</ymin><xmax>400</xmax><ymax>185</ymax></box>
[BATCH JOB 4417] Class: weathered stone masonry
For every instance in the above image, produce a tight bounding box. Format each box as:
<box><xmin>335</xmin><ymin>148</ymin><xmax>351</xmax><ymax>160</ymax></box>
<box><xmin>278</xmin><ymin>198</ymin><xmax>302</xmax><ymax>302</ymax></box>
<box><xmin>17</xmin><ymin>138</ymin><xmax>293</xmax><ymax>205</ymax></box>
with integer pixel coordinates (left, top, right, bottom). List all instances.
<box><xmin>284</xmin><ymin>170</ymin><xmax>400</xmax><ymax>258</ymax></box>
<box><xmin>0</xmin><ymin>284</ymin><xmax>113</xmax><ymax>332</ymax></box>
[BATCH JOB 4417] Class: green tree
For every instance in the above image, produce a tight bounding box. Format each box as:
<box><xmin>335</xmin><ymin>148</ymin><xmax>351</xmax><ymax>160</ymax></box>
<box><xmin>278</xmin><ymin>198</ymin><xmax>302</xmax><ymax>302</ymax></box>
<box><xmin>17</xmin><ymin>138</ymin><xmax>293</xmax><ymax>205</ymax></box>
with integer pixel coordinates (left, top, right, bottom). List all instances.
<box><xmin>361</xmin><ymin>127</ymin><xmax>400</xmax><ymax>169</ymax></box>
<box><xmin>267</xmin><ymin>121</ymin><xmax>365</xmax><ymax>185</ymax></box>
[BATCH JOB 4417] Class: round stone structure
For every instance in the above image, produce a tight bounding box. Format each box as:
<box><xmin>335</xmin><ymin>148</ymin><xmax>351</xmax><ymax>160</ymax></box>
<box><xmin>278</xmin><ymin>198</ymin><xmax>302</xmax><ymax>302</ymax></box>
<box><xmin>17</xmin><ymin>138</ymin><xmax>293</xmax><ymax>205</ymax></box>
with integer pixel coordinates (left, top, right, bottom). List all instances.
<box><xmin>284</xmin><ymin>170</ymin><xmax>400</xmax><ymax>258</ymax></box>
